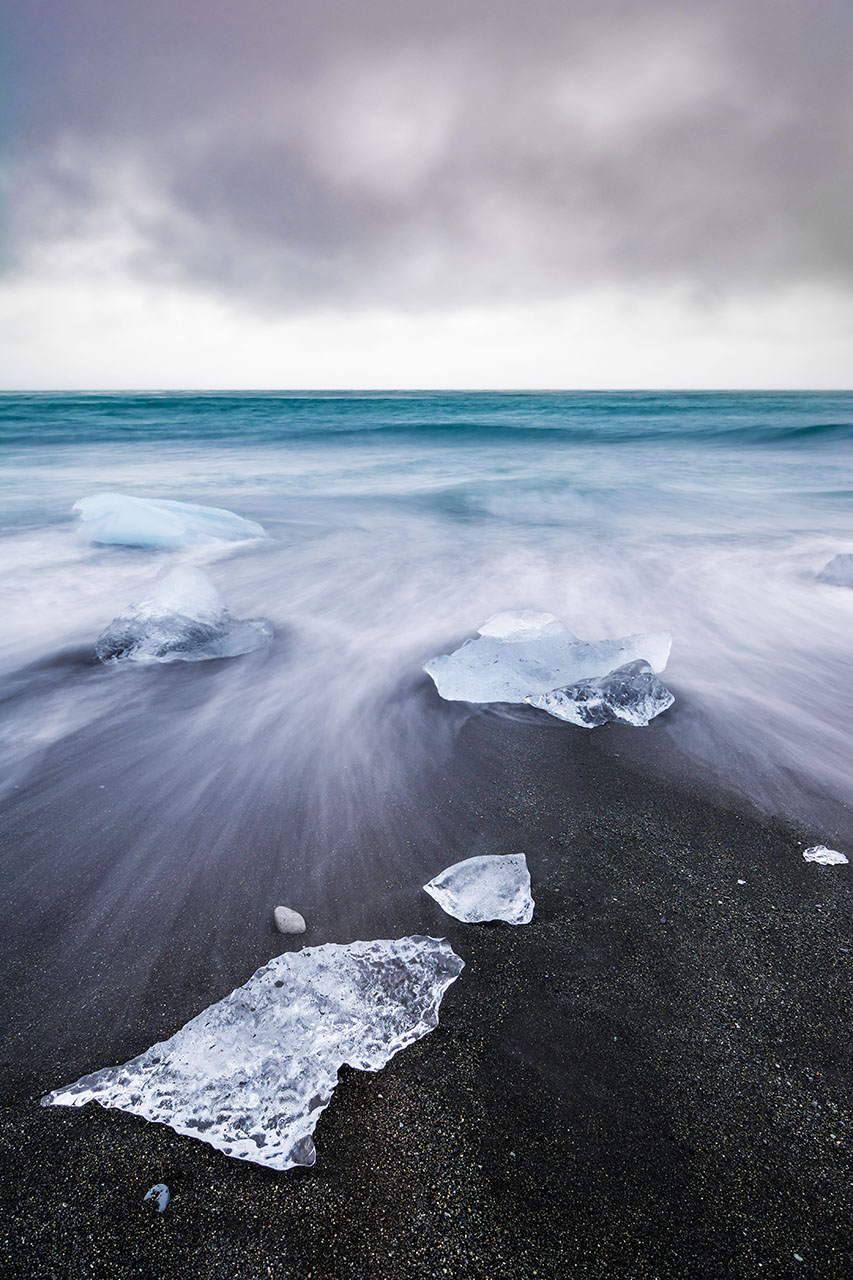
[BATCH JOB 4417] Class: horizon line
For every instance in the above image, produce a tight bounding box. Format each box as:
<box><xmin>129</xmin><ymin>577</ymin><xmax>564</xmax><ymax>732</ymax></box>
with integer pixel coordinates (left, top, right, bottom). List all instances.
<box><xmin>1</xmin><ymin>387</ymin><xmax>851</xmax><ymax>396</ymax></box>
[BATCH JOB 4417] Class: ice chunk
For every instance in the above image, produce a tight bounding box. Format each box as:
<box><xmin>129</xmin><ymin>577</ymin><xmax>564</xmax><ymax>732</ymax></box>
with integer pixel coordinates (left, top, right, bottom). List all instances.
<box><xmin>477</xmin><ymin>611</ymin><xmax>570</xmax><ymax>641</ymax></box>
<box><xmin>425</xmin><ymin>619</ymin><xmax>671</xmax><ymax>704</ymax></box>
<box><xmin>803</xmin><ymin>845</ymin><xmax>849</xmax><ymax>866</ymax></box>
<box><xmin>526</xmin><ymin>659</ymin><xmax>674</xmax><ymax>728</ymax></box>
<box><xmin>42</xmin><ymin>936</ymin><xmax>463</xmax><ymax>1172</ymax></box>
<box><xmin>94</xmin><ymin>566</ymin><xmax>272</xmax><ymax>664</ymax></box>
<box><xmin>74</xmin><ymin>493</ymin><xmax>264</xmax><ymax>549</ymax></box>
<box><xmin>144</xmin><ymin>1184</ymin><xmax>170</xmax><ymax>1213</ymax></box>
<box><xmin>819</xmin><ymin>554</ymin><xmax>853</xmax><ymax>588</ymax></box>
<box><xmin>424</xmin><ymin>853</ymin><xmax>534</xmax><ymax>924</ymax></box>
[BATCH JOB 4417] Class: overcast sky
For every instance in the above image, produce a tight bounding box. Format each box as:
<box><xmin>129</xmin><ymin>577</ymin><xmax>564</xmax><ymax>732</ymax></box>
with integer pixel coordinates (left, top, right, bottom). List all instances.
<box><xmin>2</xmin><ymin>0</ymin><xmax>851</xmax><ymax>388</ymax></box>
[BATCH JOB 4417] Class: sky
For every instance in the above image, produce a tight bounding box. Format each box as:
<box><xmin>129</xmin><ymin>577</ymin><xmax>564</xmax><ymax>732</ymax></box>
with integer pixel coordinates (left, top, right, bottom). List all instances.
<box><xmin>2</xmin><ymin>0</ymin><xmax>851</xmax><ymax>388</ymax></box>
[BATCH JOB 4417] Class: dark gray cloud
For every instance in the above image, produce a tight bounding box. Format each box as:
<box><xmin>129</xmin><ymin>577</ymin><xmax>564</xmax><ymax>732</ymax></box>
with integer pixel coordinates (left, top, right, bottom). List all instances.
<box><xmin>5</xmin><ymin>0</ymin><xmax>852</xmax><ymax>309</ymax></box>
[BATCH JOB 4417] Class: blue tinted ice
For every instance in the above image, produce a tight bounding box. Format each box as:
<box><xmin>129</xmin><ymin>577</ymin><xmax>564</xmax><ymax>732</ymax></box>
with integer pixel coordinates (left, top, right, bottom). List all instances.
<box><xmin>425</xmin><ymin>613</ymin><xmax>671</xmax><ymax>704</ymax></box>
<box><xmin>144</xmin><ymin>1184</ymin><xmax>170</xmax><ymax>1213</ymax></box>
<box><xmin>42</xmin><ymin>937</ymin><xmax>464</xmax><ymax>1171</ymax></box>
<box><xmin>74</xmin><ymin>492</ymin><xmax>264</xmax><ymax>549</ymax></box>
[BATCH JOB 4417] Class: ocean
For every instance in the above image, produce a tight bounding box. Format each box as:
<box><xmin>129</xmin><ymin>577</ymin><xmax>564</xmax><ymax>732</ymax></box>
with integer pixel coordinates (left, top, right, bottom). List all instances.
<box><xmin>2</xmin><ymin>389</ymin><xmax>851</xmax><ymax>823</ymax></box>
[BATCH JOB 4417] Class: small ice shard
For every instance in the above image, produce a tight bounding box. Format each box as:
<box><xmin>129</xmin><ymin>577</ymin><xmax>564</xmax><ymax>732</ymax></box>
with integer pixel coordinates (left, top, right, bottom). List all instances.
<box><xmin>74</xmin><ymin>492</ymin><xmax>265</xmax><ymax>549</ymax></box>
<box><xmin>274</xmin><ymin>906</ymin><xmax>306</xmax><ymax>935</ymax></box>
<box><xmin>803</xmin><ymin>845</ymin><xmax>849</xmax><ymax>866</ymax></box>
<box><xmin>144</xmin><ymin>1184</ymin><xmax>170</xmax><ymax>1213</ymax></box>
<box><xmin>477</xmin><ymin>611</ymin><xmax>569</xmax><ymax>641</ymax></box>
<box><xmin>95</xmin><ymin>566</ymin><xmax>272</xmax><ymax>664</ymax></box>
<box><xmin>42</xmin><ymin>936</ymin><xmax>463</xmax><ymax>1172</ymax></box>
<box><xmin>819</xmin><ymin>554</ymin><xmax>853</xmax><ymax>588</ymax></box>
<box><xmin>425</xmin><ymin>615</ymin><xmax>671</xmax><ymax>704</ymax></box>
<box><xmin>424</xmin><ymin>853</ymin><xmax>534</xmax><ymax>925</ymax></box>
<box><xmin>526</xmin><ymin>659</ymin><xmax>675</xmax><ymax>728</ymax></box>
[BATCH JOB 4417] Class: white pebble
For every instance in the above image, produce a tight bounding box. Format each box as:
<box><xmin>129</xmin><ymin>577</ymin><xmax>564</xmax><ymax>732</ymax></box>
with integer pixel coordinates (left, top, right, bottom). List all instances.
<box><xmin>274</xmin><ymin>905</ymin><xmax>307</xmax><ymax>934</ymax></box>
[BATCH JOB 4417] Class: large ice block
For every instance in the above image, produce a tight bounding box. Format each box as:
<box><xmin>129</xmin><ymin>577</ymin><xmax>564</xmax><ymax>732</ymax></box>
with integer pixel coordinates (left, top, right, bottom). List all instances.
<box><xmin>425</xmin><ymin>613</ymin><xmax>671</xmax><ymax>704</ymax></box>
<box><xmin>74</xmin><ymin>493</ymin><xmax>265</xmax><ymax>549</ymax></box>
<box><xmin>94</xmin><ymin>565</ymin><xmax>272</xmax><ymax>663</ymax></box>
<box><xmin>527</xmin><ymin>659</ymin><xmax>674</xmax><ymax>727</ymax></box>
<box><xmin>42</xmin><ymin>936</ymin><xmax>464</xmax><ymax>1171</ymax></box>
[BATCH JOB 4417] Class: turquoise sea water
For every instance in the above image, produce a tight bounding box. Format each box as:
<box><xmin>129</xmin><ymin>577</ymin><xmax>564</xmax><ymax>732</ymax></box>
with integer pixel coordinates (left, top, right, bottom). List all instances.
<box><xmin>1</xmin><ymin>390</ymin><xmax>851</xmax><ymax>829</ymax></box>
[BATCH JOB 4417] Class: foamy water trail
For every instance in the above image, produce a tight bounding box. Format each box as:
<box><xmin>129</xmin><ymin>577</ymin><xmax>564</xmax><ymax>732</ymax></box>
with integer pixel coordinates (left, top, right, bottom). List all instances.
<box><xmin>1</xmin><ymin>391</ymin><xmax>851</xmax><ymax>1079</ymax></box>
<box><xmin>1</xmin><ymin>391</ymin><xmax>851</xmax><ymax>844</ymax></box>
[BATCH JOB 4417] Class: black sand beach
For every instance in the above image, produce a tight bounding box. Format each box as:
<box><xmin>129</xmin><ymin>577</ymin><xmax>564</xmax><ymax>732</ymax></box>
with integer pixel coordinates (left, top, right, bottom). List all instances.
<box><xmin>1</xmin><ymin>694</ymin><xmax>851</xmax><ymax>1279</ymax></box>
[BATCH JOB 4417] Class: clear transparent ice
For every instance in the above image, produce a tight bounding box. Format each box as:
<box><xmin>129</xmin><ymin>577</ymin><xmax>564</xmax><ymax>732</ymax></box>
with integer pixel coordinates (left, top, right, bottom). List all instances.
<box><xmin>424</xmin><ymin>853</ymin><xmax>534</xmax><ymax>924</ymax></box>
<box><xmin>527</xmin><ymin>658</ymin><xmax>675</xmax><ymax>727</ymax></box>
<box><xmin>94</xmin><ymin>566</ymin><xmax>273</xmax><ymax>664</ymax></box>
<box><xmin>42</xmin><ymin>936</ymin><xmax>464</xmax><ymax>1171</ymax></box>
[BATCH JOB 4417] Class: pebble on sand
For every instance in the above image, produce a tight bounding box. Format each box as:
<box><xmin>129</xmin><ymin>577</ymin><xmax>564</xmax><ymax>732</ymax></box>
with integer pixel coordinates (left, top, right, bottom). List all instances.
<box><xmin>274</xmin><ymin>905</ymin><xmax>307</xmax><ymax>934</ymax></box>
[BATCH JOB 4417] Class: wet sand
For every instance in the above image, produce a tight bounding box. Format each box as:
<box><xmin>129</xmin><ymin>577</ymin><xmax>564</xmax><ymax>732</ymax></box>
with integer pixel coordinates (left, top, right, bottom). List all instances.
<box><xmin>1</xmin><ymin>706</ymin><xmax>851</xmax><ymax>1278</ymax></box>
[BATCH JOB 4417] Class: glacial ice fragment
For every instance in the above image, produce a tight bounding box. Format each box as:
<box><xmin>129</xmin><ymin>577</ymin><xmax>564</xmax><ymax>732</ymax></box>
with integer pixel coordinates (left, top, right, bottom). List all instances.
<box><xmin>94</xmin><ymin>566</ymin><xmax>272</xmax><ymax>664</ymax></box>
<box><xmin>819</xmin><ymin>554</ymin><xmax>853</xmax><ymax>588</ymax></box>
<box><xmin>42</xmin><ymin>936</ymin><xmax>463</xmax><ymax>1172</ymax></box>
<box><xmin>144</xmin><ymin>1184</ymin><xmax>170</xmax><ymax>1213</ymax></box>
<box><xmin>424</xmin><ymin>853</ymin><xmax>534</xmax><ymax>924</ymax></box>
<box><xmin>477</xmin><ymin>611</ymin><xmax>570</xmax><ymax>641</ymax></box>
<box><xmin>425</xmin><ymin>613</ymin><xmax>671</xmax><ymax>704</ymax></box>
<box><xmin>803</xmin><ymin>845</ymin><xmax>849</xmax><ymax>866</ymax></box>
<box><xmin>74</xmin><ymin>492</ymin><xmax>264</xmax><ymax>549</ymax></box>
<box><xmin>526</xmin><ymin>659</ymin><xmax>675</xmax><ymax>728</ymax></box>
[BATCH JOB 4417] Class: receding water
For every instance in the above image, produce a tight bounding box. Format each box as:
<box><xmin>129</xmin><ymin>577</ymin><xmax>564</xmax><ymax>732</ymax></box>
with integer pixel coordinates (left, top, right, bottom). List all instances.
<box><xmin>2</xmin><ymin>390</ymin><xmax>851</xmax><ymax>820</ymax></box>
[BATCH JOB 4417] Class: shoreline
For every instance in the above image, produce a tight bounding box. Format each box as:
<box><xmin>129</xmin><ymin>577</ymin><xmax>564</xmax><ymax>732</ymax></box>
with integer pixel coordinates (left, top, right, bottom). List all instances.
<box><xmin>1</xmin><ymin>708</ymin><xmax>851</xmax><ymax>1277</ymax></box>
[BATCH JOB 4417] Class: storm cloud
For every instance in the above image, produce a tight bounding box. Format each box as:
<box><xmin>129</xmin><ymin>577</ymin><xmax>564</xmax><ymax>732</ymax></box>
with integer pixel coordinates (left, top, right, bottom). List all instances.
<box><xmin>5</xmin><ymin>0</ymin><xmax>852</xmax><ymax>313</ymax></box>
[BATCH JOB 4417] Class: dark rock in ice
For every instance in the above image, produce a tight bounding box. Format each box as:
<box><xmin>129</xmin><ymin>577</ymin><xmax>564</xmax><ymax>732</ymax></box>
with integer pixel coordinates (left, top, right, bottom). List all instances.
<box><xmin>526</xmin><ymin>658</ymin><xmax>675</xmax><ymax>727</ymax></box>
<box><xmin>819</xmin><ymin>554</ymin><xmax>853</xmax><ymax>588</ymax></box>
<box><xmin>94</xmin><ymin>566</ymin><xmax>272</xmax><ymax>664</ymax></box>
